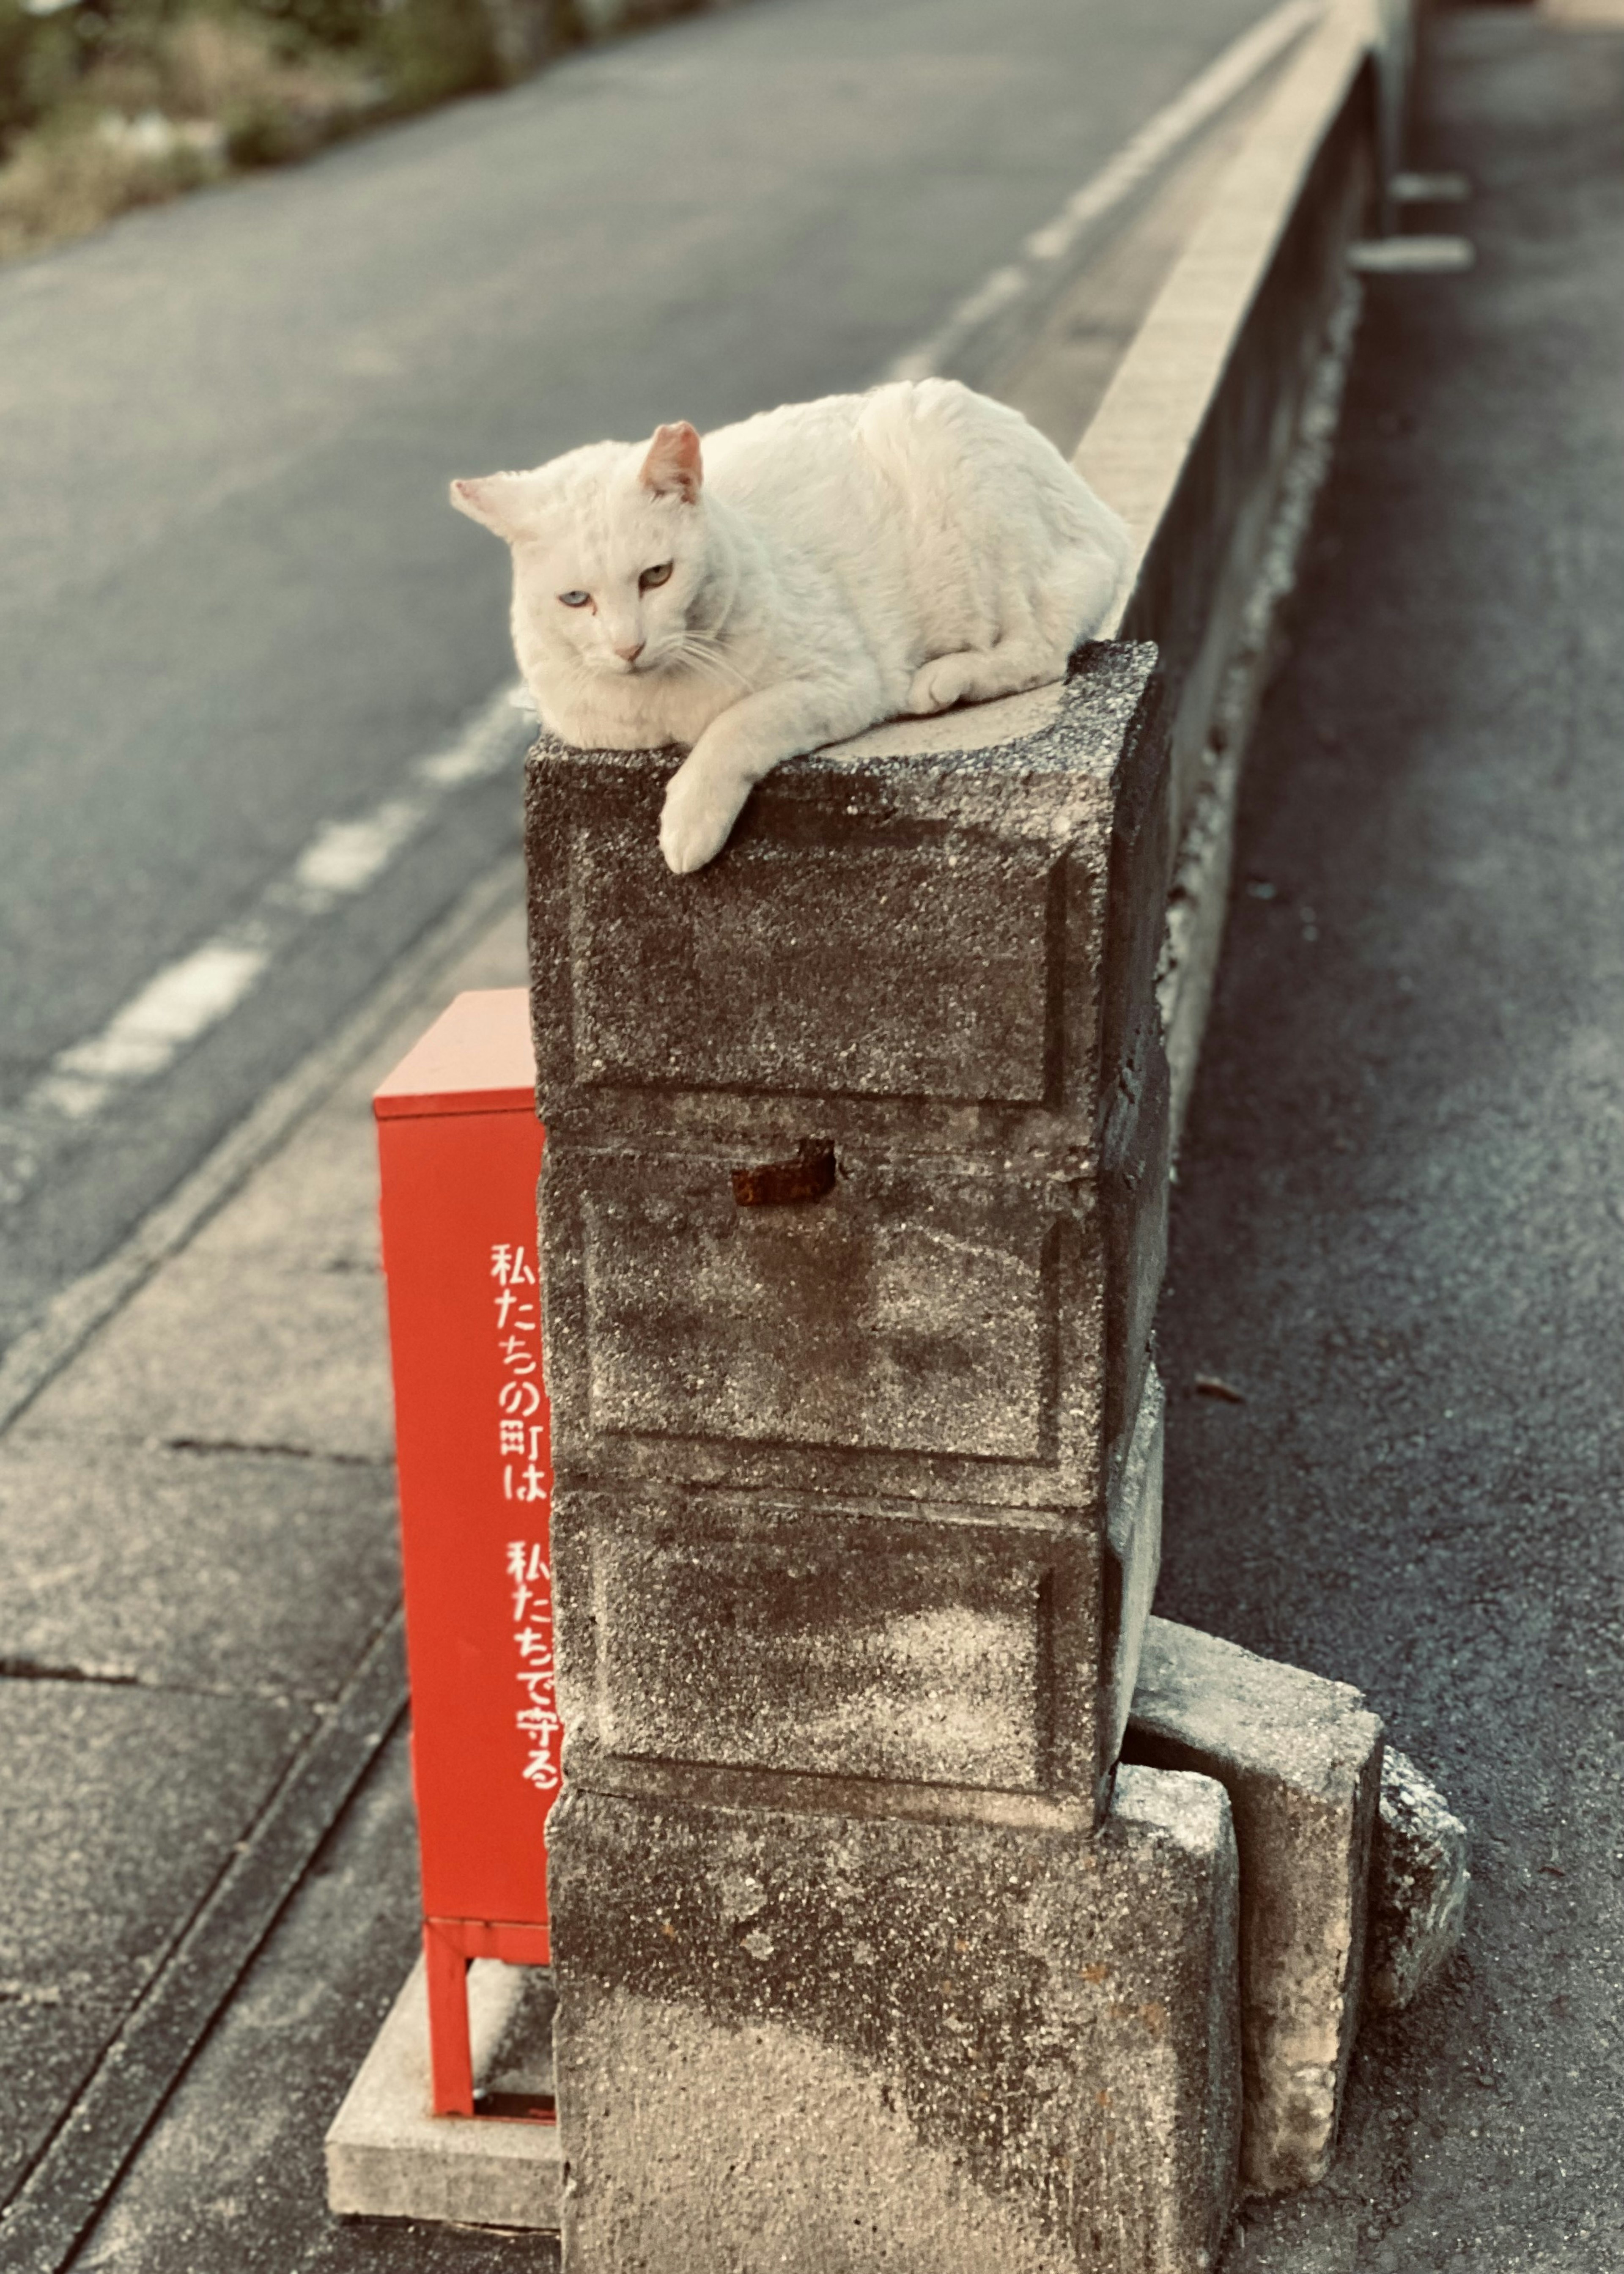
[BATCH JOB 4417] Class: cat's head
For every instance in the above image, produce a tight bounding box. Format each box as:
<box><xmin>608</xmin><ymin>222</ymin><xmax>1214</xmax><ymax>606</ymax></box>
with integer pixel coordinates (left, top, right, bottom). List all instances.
<box><xmin>451</xmin><ymin>422</ymin><xmax>708</xmax><ymax>680</ymax></box>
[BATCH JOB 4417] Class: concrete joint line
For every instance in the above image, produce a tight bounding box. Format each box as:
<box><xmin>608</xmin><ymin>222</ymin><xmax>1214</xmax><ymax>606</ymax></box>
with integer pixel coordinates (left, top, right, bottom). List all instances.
<box><xmin>0</xmin><ymin>1613</ymin><xmax>409</xmax><ymax>2274</ymax></box>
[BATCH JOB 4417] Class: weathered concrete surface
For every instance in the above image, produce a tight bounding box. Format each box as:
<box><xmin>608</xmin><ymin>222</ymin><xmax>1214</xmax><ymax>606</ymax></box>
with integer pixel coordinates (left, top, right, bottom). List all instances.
<box><xmin>326</xmin><ymin>1957</ymin><xmax>560</xmax><ymax>2226</ymax></box>
<box><xmin>529</xmin><ymin>648</ymin><xmax>1172</xmax><ymax>1810</ymax></box>
<box><xmin>0</xmin><ymin>1681</ymin><xmax>310</xmax><ymax>2205</ymax></box>
<box><xmin>12</xmin><ymin>1248</ymin><xmax>395</xmax><ymax>1466</ymax></box>
<box><xmin>1365</xmin><ymin>1747</ymin><xmax>1468</xmax><ymax>2016</ymax></box>
<box><xmin>1081</xmin><ymin>0</ymin><xmax>1378</xmax><ymax>848</ymax></box>
<box><xmin>527</xmin><ymin>648</ymin><xmax>1169</xmax><ymax>1164</ymax></box>
<box><xmin>71</xmin><ymin>1728</ymin><xmax>547</xmax><ymax>2274</ymax></box>
<box><xmin>555</xmin><ymin>1486</ymin><xmax>1104</xmax><ymax>1799</ymax></box>
<box><xmin>0</xmin><ymin>1439</ymin><xmax>399</xmax><ymax>1698</ymax></box>
<box><xmin>1101</xmin><ymin>1365</ymin><xmax>1166</xmax><ymax>1764</ymax></box>
<box><xmin>550</xmin><ymin>1765</ymin><xmax>1240</xmax><ymax>2274</ymax></box>
<box><xmin>1124</xmin><ymin>1617</ymin><xmax>1382</xmax><ymax>2196</ymax></box>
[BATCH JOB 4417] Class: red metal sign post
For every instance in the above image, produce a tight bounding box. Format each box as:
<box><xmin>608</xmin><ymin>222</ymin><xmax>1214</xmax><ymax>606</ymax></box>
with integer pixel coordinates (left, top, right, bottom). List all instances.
<box><xmin>373</xmin><ymin>988</ymin><xmax>557</xmax><ymax>2119</ymax></box>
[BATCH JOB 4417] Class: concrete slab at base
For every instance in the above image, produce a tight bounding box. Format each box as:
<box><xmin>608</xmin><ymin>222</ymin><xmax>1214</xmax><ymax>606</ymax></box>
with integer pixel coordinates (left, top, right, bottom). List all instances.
<box><xmin>550</xmin><ymin>1764</ymin><xmax>1240</xmax><ymax>2274</ymax></box>
<box><xmin>1124</xmin><ymin>1618</ymin><xmax>1383</xmax><ymax>2197</ymax></box>
<box><xmin>324</xmin><ymin>1956</ymin><xmax>560</xmax><ymax>2228</ymax></box>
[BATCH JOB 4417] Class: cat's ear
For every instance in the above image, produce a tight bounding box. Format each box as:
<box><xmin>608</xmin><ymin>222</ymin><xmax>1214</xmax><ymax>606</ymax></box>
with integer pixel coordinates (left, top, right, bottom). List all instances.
<box><xmin>449</xmin><ymin>474</ymin><xmax>533</xmax><ymax>541</ymax></box>
<box><xmin>639</xmin><ymin>422</ymin><xmax>703</xmax><ymax>505</ymax></box>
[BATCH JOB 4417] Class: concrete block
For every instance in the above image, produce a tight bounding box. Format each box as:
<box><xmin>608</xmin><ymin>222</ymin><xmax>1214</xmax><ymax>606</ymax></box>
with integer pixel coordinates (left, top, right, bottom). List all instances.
<box><xmin>554</xmin><ymin>1488</ymin><xmax>1103</xmax><ymax>1801</ymax></box>
<box><xmin>1123</xmin><ymin>1617</ymin><xmax>1382</xmax><ymax>2196</ymax></box>
<box><xmin>1365</xmin><ymin>1747</ymin><xmax>1468</xmax><ymax>2013</ymax></box>
<box><xmin>1100</xmin><ymin>1037</ymin><xmax>1171</xmax><ymax>1454</ymax></box>
<box><xmin>525</xmin><ymin>646</ymin><xmax>1169</xmax><ymax>1158</ymax></box>
<box><xmin>1100</xmin><ymin>1365</ymin><xmax>1165</xmax><ymax>1767</ymax></box>
<box><xmin>325</xmin><ymin>1956</ymin><xmax>561</xmax><ymax>2226</ymax></box>
<box><xmin>528</xmin><ymin>650</ymin><xmax>1175</xmax><ymax>1523</ymax></box>
<box><xmin>549</xmin><ymin>1764</ymin><xmax>1240</xmax><ymax>2274</ymax></box>
<box><xmin>541</xmin><ymin>1139</ymin><xmax>1109</xmax><ymax>1509</ymax></box>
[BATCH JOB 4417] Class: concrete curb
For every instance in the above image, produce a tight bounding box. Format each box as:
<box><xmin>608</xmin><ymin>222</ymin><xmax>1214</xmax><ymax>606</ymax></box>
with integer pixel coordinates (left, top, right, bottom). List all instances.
<box><xmin>0</xmin><ymin>861</ymin><xmax>528</xmax><ymax>2274</ymax></box>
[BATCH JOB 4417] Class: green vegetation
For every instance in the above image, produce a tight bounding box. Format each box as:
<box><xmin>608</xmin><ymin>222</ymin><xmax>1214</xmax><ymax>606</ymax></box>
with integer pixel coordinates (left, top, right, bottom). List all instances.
<box><xmin>0</xmin><ymin>0</ymin><xmax>574</xmax><ymax>258</ymax></box>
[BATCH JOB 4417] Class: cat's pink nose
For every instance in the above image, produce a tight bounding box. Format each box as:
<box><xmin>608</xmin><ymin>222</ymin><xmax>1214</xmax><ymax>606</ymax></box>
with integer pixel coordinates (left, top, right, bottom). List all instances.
<box><xmin>615</xmin><ymin>640</ymin><xmax>645</xmax><ymax>665</ymax></box>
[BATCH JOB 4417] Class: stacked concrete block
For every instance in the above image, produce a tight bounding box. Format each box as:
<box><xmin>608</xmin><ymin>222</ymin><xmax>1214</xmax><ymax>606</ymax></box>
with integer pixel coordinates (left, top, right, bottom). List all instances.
<box><xmin>1124</xmin><ymin>1618</ymin><xmax>1384</xmax><ymax>2195</ymax></box>
<box><xmin>528</xmin><ymin>650</ymin><xmax>1174</xmax><ymax>1822</ymax></box>
<box><xmin>547</xmin><ymin>1767</ymin><xmax>1240</xmax><ymax>2274</ymax></box>
<box><xmin>525</xmin><ymin>647</ymin><xmax>1245</xmax><ymax>2268</ymax></box>
<box><xmin>1365</xmin><ymin>1747</ymin><xmax>1469</xmax><ymax>2013</ymax></box>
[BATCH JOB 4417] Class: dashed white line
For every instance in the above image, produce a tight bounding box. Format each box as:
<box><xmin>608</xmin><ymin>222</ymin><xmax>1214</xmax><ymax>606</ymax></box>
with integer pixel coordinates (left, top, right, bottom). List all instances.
<box><xmin>38</xmin><ymin>944</ymin><xmax>274</xmax><ymax>1121</ymax></box>
<box><xmin>0</xmin><ymin>682</ymin><xmax>529</xmax><ymax>1207</ymax></box>
<box><xmin>1347</xmin><ymin>235</ymin><xmax>1475</xmax><ymax>274</ymax></box>
<box><xmin>294</xmin><ymin>795</ymin><xmax>433</xmax><ymax>901</ymax></box>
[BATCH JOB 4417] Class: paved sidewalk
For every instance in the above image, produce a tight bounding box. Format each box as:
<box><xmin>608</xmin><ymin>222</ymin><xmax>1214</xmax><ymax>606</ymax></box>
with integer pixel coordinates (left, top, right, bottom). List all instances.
<box><xmin>0</xmin><ymin>881</ymin><xmax>538</xmax><ymax>2273</ymax></box>
<box><xmin>1157</xmin><ymin>9</ymin><xmax>1624</xmax><ymax>2269</ymax></box>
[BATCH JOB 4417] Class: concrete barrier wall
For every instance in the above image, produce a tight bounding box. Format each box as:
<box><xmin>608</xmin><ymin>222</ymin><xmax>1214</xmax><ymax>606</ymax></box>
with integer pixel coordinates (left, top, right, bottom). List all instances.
<box><xmin>1077</xmin><ymin>0</ymin><xmax>1407</xmax><ymax>1133</ymax></box>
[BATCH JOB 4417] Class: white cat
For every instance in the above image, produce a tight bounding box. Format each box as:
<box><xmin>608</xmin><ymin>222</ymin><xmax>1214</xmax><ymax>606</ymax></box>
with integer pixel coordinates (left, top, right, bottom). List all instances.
<box><xmin>452</xmin><ymin>379</ymin><xmax>1132</xmax><ymax>875</ymax></box>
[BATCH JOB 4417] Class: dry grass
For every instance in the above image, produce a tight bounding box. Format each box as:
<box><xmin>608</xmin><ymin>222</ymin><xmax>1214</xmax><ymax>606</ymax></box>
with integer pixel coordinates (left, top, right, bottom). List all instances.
<box><xmin>0</xmin><ymin>15</ymin><xmax>373</xmax><ymax>259</ymax></box>
<box><xmin>0</xmin><ymin>120</ymin><xmax>194</xmax><ymax>258</ymax></box>
<box><xmin>159</xmin><ymin>14</ymin><xmax>365</xmax><ymax>124</ymax></box>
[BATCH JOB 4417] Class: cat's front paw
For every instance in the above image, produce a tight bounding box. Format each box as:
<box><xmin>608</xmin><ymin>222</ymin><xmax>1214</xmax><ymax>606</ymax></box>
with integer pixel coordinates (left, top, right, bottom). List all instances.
<box><xmin>905</xmin><ymin>655</ymin><xmax>973</xmax><ymax>715</ymax></box>
<box><xmin>659</xmin><ymin>760</ymin><xmax>747</xmax><ymax>875</ymax></box>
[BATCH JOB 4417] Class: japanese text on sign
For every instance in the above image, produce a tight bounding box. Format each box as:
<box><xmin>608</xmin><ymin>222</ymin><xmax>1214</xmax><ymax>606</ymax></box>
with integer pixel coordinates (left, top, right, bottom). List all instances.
<box><xmin>493</xmin><ymin>1241</ymin><xmax>558</xmax><ymax>1797</ymax></box>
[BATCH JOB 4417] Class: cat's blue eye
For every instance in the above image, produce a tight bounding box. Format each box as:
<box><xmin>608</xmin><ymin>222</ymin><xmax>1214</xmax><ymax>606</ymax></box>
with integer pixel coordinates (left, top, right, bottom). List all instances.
<box><xmin>639</xmin><ymin>562</ymin><xmax>674</xmax><ymax>591</ymax></box>
<box><xmin>558</xmin><ymin>590</ymin><xmax>591</xmax><ymax>609</ymax></box>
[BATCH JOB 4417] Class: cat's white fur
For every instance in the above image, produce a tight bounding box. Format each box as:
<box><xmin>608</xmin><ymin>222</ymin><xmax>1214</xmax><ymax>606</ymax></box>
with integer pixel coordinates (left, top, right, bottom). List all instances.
<box><xmin>451</xmin><ymin>379</ymin><xmax>1132</xmax><ymax>874</ymax></box>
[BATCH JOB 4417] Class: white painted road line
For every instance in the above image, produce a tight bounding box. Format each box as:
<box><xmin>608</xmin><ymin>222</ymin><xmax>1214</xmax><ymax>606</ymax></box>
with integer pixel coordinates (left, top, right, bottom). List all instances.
<box><xmin>883</xmin><ymin>0</ymin><xmax>1322</xmax><ymax>384</ymax></box>
<box><xmin>1390</xmin><ymin>170</ymin><xmax>1470</xmax><ymax>203</ymax></box>
<box><xmin>40</xmin><ymin>944</ymin><xmax>274</xmax><ymax>1117</ymax></box>
<box><xmin>1348</xmin><ymin>235</ymin><xmax>1475</xmax><ymax>273</ymax></box>
<box><xmin>0</xmin><ymin>682</ymin><xmax>529</xmax><ymax>1208</ymax></box>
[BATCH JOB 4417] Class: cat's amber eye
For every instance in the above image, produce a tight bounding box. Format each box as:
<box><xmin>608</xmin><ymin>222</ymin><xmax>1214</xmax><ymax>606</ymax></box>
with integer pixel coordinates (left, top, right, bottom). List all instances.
<box><xmin>639</xmin><ymin>562</ymin><xmax>674</xmax><ymax>592</ymax></box>
<box><xmin>558</xmin><ymin>590</ymin><xmax>591</xmax><ymax>609</ymax></box>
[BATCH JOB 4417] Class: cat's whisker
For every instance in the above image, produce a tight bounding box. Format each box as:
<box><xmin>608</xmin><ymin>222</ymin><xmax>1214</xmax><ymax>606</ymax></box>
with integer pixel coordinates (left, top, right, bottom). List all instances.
<box><xmin>672</xmin><ymin>634</ymin><xmax>751</xmax><ymax>694</ymax></box>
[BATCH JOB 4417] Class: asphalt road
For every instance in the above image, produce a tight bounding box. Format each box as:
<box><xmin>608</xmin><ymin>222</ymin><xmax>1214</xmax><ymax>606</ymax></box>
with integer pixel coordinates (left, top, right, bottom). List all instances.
<box><xmin>0</xmin><ymin>0</ymin><xmax>1274</xmax><ymax>1359</ymax></box>
<box><xmin>1157</xmin><ymin>12</ymin><xmax>1624</xmax><ymax>2265</ymax></box>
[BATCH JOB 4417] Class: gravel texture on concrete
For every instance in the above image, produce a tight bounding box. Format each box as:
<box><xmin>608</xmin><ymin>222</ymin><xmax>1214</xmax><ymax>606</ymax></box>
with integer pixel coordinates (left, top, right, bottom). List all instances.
<box><xmin>529</xmin><ymin>648</ymin><xmax>1172</xmax><ymax>1818</ymax></box>
<box><xmin>1152</xmin><ymin>11</ymin><xmax>1624</xmax><ymax>2266</ymax></box>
